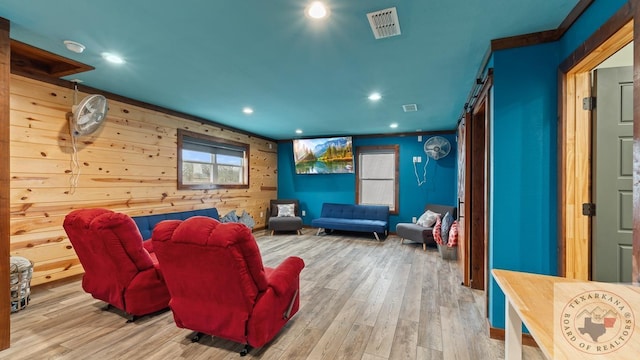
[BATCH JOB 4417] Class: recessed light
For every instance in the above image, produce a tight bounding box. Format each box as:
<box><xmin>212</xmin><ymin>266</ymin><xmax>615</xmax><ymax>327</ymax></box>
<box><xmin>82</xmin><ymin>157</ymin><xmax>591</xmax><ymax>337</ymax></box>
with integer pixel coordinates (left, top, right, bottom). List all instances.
<box><xmin>368</xmin><ymin>92</ymin><xmax>382</xmax><ymax>101</ymax></box>
<box><xmin>101</xmin><ymin>52</ymin><xmax>125</xmax><ymax>64</ymax></box>
<box><xmin>295</xmin><ymin>129</ymin><xmax>303</xmax><ymax>134</ymax></box>
<box><xmin>390</xmin><ymin>123</ymin><xmax>398</xmax><ymax>129</ymax></box>
<box><xmin>64</xmin><ymin>40</ymin><xmax>85</xmax><ymax>54</ymax></box>
<box><xmin>243</xmin><ymin>107</ymin><xmax>254</xmax><ymax>114</ymax></box>
<box><xmin>306</xmin><ymin>2</ymin><xmax>329</xmax><ymax>19</ymax></box>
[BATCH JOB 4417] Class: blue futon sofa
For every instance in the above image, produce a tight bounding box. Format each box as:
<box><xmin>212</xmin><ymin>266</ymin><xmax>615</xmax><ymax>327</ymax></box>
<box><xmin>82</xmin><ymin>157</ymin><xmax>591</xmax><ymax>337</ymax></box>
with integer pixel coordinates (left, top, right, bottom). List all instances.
<box><xmin>311</xmin><ymin>203</ymin><xmax>389</xmax><ymax>240</ymax></box>
<box><xmin>132</xmin><ymin>208</ymin><xmax>220</xmax><ymax>240</ymax></box>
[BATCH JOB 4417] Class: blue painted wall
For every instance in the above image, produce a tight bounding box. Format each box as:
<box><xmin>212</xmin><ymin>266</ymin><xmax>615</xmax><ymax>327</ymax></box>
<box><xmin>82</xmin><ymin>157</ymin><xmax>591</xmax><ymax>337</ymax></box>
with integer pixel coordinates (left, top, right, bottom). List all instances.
<box><xmin>489</xmin><ymin>42</ymin><xmax>560</xmax><ymax>329</ymax></box>
<box><xmin>560</xmin><ymin>0</ymin><xmax>628</xmax><ymax>59</ymax></box>
<box><xmin>277</xmin><ymin>133</ymin><xmax>458</xmax><ymax>231</ymax></box>
<box><xmin>487</xmin><ymin>0</ymin><xmax>629</xmax><ymax>330</ymax></box>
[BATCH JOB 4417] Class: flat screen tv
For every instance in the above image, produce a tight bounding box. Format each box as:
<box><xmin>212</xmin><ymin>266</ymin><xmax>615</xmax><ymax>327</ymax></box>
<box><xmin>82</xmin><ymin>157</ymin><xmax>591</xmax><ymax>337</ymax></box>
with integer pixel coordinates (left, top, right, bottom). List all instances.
<box><xmin>293</xmin><ymin>136</ymin><xmax>354</xmax><ymax>174</ymax></box>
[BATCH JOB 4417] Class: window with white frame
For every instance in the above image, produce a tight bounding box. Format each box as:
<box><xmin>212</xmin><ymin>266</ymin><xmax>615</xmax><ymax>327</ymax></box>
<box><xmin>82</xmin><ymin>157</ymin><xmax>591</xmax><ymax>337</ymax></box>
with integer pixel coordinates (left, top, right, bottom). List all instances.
<box><xmin>177</xmin><ymin>129</ymin><xmax>249</xmax><ymax>190</ymax></box>
<box><xmin>356</xmin><ymin>145</ymin><xmax>399</xmax><ymax>213</ymax></box>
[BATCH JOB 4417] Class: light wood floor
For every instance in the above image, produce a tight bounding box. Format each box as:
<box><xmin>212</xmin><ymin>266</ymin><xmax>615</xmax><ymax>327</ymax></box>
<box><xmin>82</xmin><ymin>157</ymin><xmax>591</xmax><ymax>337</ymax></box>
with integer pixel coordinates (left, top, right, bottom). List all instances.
<box><xmin>3</xmin><ymin>231</ymin><xmax>544</xmax><ymax>360</ymax></box>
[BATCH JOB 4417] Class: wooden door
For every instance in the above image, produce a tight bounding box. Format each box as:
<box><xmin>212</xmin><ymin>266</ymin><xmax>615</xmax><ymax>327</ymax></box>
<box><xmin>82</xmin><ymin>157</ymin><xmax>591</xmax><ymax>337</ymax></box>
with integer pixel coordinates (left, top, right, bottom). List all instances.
<box><xmin>592</xmin><ymin>66</ymin><xmax>634</xmax><ymax>282</ymax></box>
<box><xmin>457</xmin><ymin>115</ymin><xmax>470</xmax><ymax>286</ymax></box>
<box><xmin>469</xmin><ymin>102</ymin><xmax>486</xmax><ymax>291</ymax></box>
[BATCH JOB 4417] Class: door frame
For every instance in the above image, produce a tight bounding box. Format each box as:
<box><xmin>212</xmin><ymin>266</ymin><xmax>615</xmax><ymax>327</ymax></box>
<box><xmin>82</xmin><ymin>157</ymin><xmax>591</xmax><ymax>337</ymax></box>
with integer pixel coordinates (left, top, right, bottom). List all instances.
<box><xmin>463</xmin><ymin>72</ymin><xmax>492</xmax><ymax>292</ymax></box>
<box><xmin>559</xmin><ymin>6</ymin><xmax>637</xmax><ymax>281</ymax></box>
<box><xmin>457</xmin><ymin>113</ymin><xmax>471</xmax><ymax>286</ymax></box>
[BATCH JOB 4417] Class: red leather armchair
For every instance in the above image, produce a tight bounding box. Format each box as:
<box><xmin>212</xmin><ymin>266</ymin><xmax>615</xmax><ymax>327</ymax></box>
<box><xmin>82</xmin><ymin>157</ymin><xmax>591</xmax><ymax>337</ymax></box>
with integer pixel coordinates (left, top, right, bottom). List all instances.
<box><xmin>152</xmin><ymin>216</ymin><xmax>305</xmax><ymax>355</ymax></box>
<box><xmin>63</xmin><ymin>208</ymin><xmax>170</xmax><ymax>320</ymax></box>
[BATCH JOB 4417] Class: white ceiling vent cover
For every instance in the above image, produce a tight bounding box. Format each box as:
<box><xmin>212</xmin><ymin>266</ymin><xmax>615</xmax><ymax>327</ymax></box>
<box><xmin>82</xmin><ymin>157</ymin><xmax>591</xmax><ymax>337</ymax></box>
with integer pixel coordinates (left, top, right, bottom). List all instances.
<box><xmin>402</xmin><ymin>104</ymin><xmax>418</xmax><ymax>112</ymax></box>
<box><xmin>367</xmin><ymin>7</ymin><xmax>401</xmax><ymax>39</ymax></box>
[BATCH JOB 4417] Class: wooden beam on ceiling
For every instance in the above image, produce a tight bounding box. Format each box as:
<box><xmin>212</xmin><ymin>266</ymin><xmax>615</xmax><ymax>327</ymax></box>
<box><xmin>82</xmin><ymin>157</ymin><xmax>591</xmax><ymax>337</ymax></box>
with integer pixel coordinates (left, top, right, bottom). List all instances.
<box><xmin>10</xmin><ymin>39</ymin><xmax>93</xmax><ymax>78</ymax></box>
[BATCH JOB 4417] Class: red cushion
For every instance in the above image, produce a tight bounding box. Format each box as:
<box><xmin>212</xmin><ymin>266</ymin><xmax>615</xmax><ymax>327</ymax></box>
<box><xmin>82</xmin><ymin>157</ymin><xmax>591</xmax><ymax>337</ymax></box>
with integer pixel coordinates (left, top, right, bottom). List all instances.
<box><xmin>447</xmin><ymin>220</ymin><xmax>459</xmax><ymax>247</ymax></box>
<box><xmin>432</xmin><ymin>215</ymin><xmax>443</xmax><ymax>245</ymax></box>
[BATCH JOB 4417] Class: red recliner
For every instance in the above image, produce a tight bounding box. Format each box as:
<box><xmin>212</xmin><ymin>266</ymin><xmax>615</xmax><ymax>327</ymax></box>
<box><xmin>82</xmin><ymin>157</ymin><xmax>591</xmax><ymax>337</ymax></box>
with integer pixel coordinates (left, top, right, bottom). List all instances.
<box><xmin>152</xmin><ymin>216</ymin><xmax>305</xmax><ymax>355</ymax></box>
<box><xmin>63</xmin><ymin>208</ymin><xmax>171</xmax><ymax>319</ymax></box>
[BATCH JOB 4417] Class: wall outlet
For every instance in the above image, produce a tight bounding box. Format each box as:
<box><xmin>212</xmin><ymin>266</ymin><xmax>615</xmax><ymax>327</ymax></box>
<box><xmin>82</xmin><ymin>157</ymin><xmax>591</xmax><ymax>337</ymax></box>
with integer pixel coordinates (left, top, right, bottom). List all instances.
<box><xmin>260</xmin><ymin>211</ymin><xmax>264</xmax><ymax>218</ymax></box>
<box><xmin>413</xmin><ymin>156</ymin><xmax>422</xmax><ymax>163</ymax></box>
<box><xmin>418</xmin><ymin>135</ymin><xmax>422</xmax><ymax>142</ymax></box>
<box><xmin>412</xmin><ymin>216</ymin><xmax>417</xmax><ymax>223</ymax></box>
<box><xmin>301</xmin><ymin>210</ymin><xmax>306</xmax><ymax>216</ymax></box>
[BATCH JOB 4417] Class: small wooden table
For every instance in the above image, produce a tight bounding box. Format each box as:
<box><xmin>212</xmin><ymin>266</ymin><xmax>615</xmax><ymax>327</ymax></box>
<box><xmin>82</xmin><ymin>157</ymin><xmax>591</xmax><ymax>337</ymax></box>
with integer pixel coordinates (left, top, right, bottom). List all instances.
<box><xmin>492</xmin><ymin>269</ymin><xmax>640</xmax><ymax>360</ymax></box>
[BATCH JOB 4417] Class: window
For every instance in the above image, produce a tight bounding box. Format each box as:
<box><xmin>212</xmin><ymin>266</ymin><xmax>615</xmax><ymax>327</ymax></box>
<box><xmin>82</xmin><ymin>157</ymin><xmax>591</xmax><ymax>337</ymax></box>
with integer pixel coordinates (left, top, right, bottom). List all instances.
<box><xmin>177</xmin><ymin>129</ymin><xmax>249</xmax><ymax>190</ymax></box>
<box><xmin>356</xmin><ymin>145</ymin><xmax>399</xmax><ymax>213</ymax></box>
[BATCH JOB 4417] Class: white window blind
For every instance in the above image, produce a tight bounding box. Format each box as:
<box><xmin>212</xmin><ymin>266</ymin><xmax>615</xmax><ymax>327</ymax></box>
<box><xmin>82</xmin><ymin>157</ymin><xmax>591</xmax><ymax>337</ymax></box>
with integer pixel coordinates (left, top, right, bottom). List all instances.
<box><xmin>358</xmin><ymin>149</ymin><xmax>397</xmax><ymax>211</ymax></box>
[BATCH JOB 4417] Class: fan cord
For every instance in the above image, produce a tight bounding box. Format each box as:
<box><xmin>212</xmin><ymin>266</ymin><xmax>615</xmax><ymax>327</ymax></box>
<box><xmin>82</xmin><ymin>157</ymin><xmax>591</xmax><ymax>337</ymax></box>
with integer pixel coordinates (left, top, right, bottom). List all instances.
<box><xmin>69</xmin><ymin>83</ymin><xmax>81</xmax><ymax>194</ymax></box>
<box><xmin>69</xmin><ymin>130</ymin><xmax>81</xmax><ymax>194</ymax></box>
<box><xmin>413</xmin><ymin>156</ymin><xmax>430</xmax><ymax>186</ymax></box>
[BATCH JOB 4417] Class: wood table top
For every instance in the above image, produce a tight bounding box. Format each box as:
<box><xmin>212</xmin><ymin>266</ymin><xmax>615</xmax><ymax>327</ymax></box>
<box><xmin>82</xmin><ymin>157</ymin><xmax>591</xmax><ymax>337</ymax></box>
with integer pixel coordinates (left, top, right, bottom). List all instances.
<box><xmin>492</xmin><ymin>269</ymin><xmax>640</xmax><ymax>360</ymax></box>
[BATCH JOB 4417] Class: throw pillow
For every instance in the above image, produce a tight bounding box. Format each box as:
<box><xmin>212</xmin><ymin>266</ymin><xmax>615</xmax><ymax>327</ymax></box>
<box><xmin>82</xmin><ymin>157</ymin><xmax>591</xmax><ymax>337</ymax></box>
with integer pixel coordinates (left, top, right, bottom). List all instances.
<box><xmin>432</xmin><ymin>215</ymin><xmax>443</xmax><ymax>245</ymax></box>
<box><xmin>277</xmin><ymin>203</ymin><xmax>295</xmax><ymax>217</ymax></box>
<box><xmin>220</xmin><ymin>210</ymin><xmax>238</xmax><ymax>223</ymax></box>
<box><xmin>238</xmin><ymin>210</ymin><xmax>255</xmax><ymax>229</ymax></box>
<box><xmin>447</xmin><ymin>220</ymin><xmax>459</xmax><ymax>247</ymax></box>
<box><xmin>416</xmin><ymin>210</ymin><xmax>440</xmax><ymax>227</ymax></box>
<box><xmin>441</xmin><ymin>212</ymin><xmax>454</xmax><ymax>241</ymax></box>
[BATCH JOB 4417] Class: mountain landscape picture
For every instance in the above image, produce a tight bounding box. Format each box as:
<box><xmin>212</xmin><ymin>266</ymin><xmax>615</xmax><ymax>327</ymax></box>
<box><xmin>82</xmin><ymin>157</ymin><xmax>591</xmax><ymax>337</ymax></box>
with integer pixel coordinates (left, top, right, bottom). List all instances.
<box><xmin>293</xmin><ymin>136</ymin><xmax>354</xmax><ymax>174</ymax></box>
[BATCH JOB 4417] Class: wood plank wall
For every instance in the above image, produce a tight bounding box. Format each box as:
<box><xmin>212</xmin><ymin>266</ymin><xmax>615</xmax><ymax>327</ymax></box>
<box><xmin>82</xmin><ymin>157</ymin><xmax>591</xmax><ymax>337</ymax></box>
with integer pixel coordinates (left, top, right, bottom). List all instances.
<box><xmin>9</xmin><ymin>75</ymin><xmax>278</xmax><ymax>286</ymax></box>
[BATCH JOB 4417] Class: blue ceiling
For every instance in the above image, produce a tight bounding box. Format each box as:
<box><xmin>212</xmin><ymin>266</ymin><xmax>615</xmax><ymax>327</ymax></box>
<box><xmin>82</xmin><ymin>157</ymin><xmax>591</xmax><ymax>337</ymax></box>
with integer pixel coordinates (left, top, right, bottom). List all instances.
<box><xmin>0</xmin><ymin>0</ymin><xmax>579</xmax><ymax>140</ymax></box>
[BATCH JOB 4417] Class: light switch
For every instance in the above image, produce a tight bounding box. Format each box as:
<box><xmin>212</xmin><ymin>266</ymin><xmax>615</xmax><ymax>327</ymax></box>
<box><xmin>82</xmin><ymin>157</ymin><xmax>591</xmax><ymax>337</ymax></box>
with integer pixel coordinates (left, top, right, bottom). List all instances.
<box><xmin>302</xmin><ymin>210</ymin><xmax>306</xmax><ymax>216</ymax></box>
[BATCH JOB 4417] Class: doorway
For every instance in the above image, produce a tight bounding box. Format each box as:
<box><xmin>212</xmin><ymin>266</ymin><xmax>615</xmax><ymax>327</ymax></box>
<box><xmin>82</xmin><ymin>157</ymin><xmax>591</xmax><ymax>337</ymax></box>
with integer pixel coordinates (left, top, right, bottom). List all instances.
<box><xmin>560</xmin><ymin>20</ymin><xmax>634</xmax><ymax>281</ymax></box>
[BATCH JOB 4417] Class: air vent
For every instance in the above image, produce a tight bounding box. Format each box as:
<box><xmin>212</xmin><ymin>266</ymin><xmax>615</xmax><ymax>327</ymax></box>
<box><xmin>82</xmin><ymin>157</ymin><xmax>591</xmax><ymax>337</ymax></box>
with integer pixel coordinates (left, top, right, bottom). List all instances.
<box><xmin>367</xmin><ymin>7</ymin><xmax>401</xmax><ymax>39</ymax></box>
<box><xmin>402</xmin><ymin>104</ymin><xmax>418</xmax><ymax>112</ymax></box>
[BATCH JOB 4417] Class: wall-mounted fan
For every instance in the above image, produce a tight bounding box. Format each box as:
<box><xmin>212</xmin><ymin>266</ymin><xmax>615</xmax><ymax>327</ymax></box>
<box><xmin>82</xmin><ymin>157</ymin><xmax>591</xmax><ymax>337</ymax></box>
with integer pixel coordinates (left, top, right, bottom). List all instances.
<box><xmin>424</xmin><ymin>136</ymin><xmax>451</xmax><ymax>160</ymax></box>
<box><xmin>70</xmin><ymin>94</ymin><xmax>108</xmax><ymax>136</ymax></box>
<box><xmin>414</xmin><ymin>136</ymin><xmax>451</xmax><ymax>186</ymax></box>
<box><xmin>68</xmin><ymin>88</ymin><xmax>109</xmax><ymax>194</ymax></box>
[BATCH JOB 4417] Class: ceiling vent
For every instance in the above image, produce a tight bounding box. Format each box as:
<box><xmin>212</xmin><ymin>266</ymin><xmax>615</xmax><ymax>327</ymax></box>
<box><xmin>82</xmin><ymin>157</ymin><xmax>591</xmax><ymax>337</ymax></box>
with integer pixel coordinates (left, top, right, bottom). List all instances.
<box><xmin>402</xmin><ymin>104</ymin><xmax>418</xmax><ymax>112</ymax></box>
<box><xmin>367</xmin><ymin>7</ymin><xmax>401</xmax><ymax>39</ymax></box>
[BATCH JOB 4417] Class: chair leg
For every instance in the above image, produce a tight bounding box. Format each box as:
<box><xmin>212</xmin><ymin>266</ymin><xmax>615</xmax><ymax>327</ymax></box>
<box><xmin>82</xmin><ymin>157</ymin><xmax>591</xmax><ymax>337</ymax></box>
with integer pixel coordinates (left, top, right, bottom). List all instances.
<box><xmin>316</xmin><ymin>228</ymin><xmax>322</xmax><ymax>236</ymax></box>
<box><xmin>297</xmin><ymin>229</ymin><xmax>302</xmax><ymax>235</ymax></box>
<box><xmin>423</xmin><ymin>243</ymin><xmax>427</xmax><ymax>251</ymax></box>
<box><xmin>373</xmin><ymin>232</ymin><xmax>380</xmax><ymax>241</ymax></box>
<box><xmin>240</xmin><ymin>344</ymin><xmax>250</xmax><ymax>356</ymax></box>
<box><xmin>271</xmin><ymin>230</ymin><xmax>274</xmax><ymax>236</ymax></box>
<box><xmin>191</xmin><ymin>332</ymin><xmax>204</xmax><ymax>342</ymax></box>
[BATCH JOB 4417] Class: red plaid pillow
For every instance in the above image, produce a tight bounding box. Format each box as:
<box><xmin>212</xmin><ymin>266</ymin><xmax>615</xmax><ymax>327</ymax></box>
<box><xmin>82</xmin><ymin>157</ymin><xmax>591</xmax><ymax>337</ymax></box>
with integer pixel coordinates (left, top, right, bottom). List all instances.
<box><xmin>447</xmin><ymin>220</ymin><xmax>459</xmax><ymax>247</ymax></box>
<box><xmin>432</xmin><ymin>215</ymin><xmax>443</xmax><ymax>245</ymax></box>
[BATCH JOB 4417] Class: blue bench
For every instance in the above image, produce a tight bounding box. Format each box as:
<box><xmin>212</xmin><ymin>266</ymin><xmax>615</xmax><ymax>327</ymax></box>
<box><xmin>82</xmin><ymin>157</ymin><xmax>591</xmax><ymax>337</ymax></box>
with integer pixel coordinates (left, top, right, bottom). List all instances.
<box><xmin>132</xmin><ymin>208</ymin><xmax>220</xmax><ymax>240</ymax></box>
<box><xmin>311</xmin><ymin>203</ymin><xmax>389</xmax><ymax>241</ymax></box>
